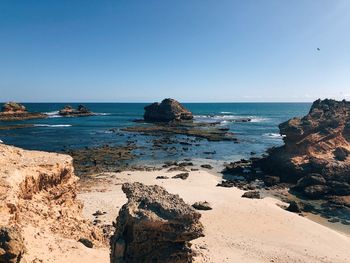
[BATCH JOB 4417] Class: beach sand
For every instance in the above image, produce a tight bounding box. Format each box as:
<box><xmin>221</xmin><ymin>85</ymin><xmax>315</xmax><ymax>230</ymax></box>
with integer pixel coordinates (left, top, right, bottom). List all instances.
<box><xmin>77</xmin><ymin>169</ymin><xmax>350</xmax><ymax>263</ymax></box>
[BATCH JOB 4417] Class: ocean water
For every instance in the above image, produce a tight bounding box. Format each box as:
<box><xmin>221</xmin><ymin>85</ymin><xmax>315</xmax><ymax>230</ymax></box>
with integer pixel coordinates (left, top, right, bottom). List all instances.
<box><xmin>0</xmin><ymin>103</ymin><xmax>311</xmax><ymax>165</ymax></box>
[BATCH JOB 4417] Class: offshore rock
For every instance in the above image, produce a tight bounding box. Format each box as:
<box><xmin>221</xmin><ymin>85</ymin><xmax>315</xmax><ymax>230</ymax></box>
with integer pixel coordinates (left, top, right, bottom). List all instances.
<box><xmin>144</xmin><ymin>98</ymin><xmax>193</xmax><ymax>122</ymax></box>
<box><xmin>0</xmin><ymin>102</ymin><xmax>47</xmax><ymax>121</ymax></box>
<box><xmin>58</xmin><ymin>104</ymin><xmax>94</xmax><ymax>117</ymax></box>
<box><xmin>110</xmin><ymin>182</ymin><xmax>204</xmax><ymax>263</ymax></box>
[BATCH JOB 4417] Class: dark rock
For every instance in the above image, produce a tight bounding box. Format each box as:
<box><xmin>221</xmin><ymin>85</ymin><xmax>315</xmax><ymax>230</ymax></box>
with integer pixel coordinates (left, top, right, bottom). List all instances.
<box><xmin>172</xmin><ymin>172</ymin><xmax>189</xmax><ymax>180</ymax></box>
<box><xmin>156</xmin><ymin>176</ymin><xmax>169</xmax><ymax>179</ymax></box>
<box><xmin>285</xmin><ymin>201</ymin><xmax>301</xmax><ymax>213</ymax></box>
<box><xmin>328</xmin><ymin>218</ymin><xmax>340</xmax><ymax>223</ymax></box>
<box><xmin>200</xmin><ymin>164</ymin><xmax>213</xmax><ymax>169</ymax></box>
<box><xmin>264</xmin><ymin>176</ymin><xmax>280</xmax><ymax>186</ymax></box>
<box><xmin>144</xmin><ymin>98</ymin><xmax>193</xmax><ymax>122</ymax></box>
<box><xmin>242</xmin><ymin>191</ymin><xmax>261</xmax><ymax>199</ymax></box>
<box><xmin>192</xmin><ymin>201</ymin><xmax>212</xmax><ymax>210</ymax></box>
<box><xmin>78</xmin><ymin>238</ymin><xmax>94</xmax><ymax>248</ymax></box>
<box><xmin>334</xmin><ymin>147</ymin><xmax>350</xmax><ymax>161</ymax></box>
<box><xmin>110</xmin><ymin>182</ymin><xmax>204</xmax><ymax>263</ymax></box>
<box><xmin>216</xmin><ymin>180</ymin><xmax>235</xmax><ymax>188</ymax></box>
<box><xmin>0</xmin><ymin>226</ymin><xmax>26</xmax><ymax>263</ymax></box>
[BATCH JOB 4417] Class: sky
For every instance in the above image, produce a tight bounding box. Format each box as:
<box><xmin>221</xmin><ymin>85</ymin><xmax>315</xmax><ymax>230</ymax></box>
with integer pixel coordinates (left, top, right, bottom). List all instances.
<box><xmin>0</xmin><ymin>0</ymin><xmax>350</xmax><ymax>102</ymax></box>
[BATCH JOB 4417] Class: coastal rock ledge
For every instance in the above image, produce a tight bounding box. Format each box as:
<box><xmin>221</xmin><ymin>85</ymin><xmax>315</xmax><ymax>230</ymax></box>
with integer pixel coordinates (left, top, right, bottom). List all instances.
<box><xmin>144</xmin><ymin>98</ymin><xmax>193</xmax><ymax>122</ymax></box>
<box><xmin>110</xmin><ymin>182</ymin><xmax>204</xmax><ymax>263</ymax></box>
<box><xmin>0</xmin><ymin>102</ymin><xmax>47</xmax><ymax>121</ymax></box>
<box><xmin>261</xmin><ymin>99</ymin><xmax>350</xmax><ymax>201</ymax></box>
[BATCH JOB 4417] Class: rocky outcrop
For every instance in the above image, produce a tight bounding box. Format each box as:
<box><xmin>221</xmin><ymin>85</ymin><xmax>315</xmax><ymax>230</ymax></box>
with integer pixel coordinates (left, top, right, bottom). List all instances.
<box><xmin>0</xmin><ymin>144</ymin><xmax>105</xmax><ymax>261</ymax></box>
<box><xmin>260</xmin><ymin>99</ymin><xmax>350</xmax><ymax>202</ymax></box>
<box><xmin>110</xmin><ymin>182</ymin><xmax>204</xmax><ymax>263</ymax></box>
<box><xmin>0</xmin><ymin>102</ymin><xmax>47</xmax><ymax>121</ymax></box>
<box><xmin>144</xmin><ymin>98</ymin><xmax>193</xmax><ymax>122</ymax></box>
<box><xmin>59</xmin><ymin>104</ymin><xmax>94</xmax><ymax>117</ymax></box>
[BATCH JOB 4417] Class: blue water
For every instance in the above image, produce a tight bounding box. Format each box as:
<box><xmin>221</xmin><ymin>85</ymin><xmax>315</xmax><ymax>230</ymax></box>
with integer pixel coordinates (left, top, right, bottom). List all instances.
<box><xmin>0</xmin><ymin>103</ymin><xmax>311</xmax><ymax>165</ymax></box>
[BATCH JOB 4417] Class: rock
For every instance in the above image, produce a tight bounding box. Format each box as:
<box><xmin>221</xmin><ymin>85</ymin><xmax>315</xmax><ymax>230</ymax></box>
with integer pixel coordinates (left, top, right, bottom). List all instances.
<box><xmin>156</xmin><ymin>176</ymin><xmax>169</xmax><ymax>179</ymax></box>
<box><xmin>216</xmin><ymin>180</ymin><xmax>235</xmax><ymax>188</ymax></box>
<box><xmin>110</xmin><ymin>182</ymin><xmax>204</xmax><ymax>263</ymax></box>
<box><xmin>93</xmin><ymin>210</ymin><xmax>104</xmax><ymax>216</ymax></box>
<box><xmin>241</xmin><ymin>191</ymin><xmax>261</xmax><ymax>199</ymax></box>
<box><xmin>0</xmin><ymin>226</ymin><xmax>26</xmax><ymax>263</ymax></box>
<box><xmin>285</xmin><ymin>201</ymin><xmax>301</xmax><ymax>213</ymax></box>
<box><xmin>260</xmin><ymin>99</ymin><xmax>350</xmax><ymax>200</ymax></box>
<box><xmin>192</xmin><ymin>201</ymin><xmax>212</xmax><ymax>210</ymax></box>
<box><xmin>200</xmin><ymin>164</ymin><xmax>213</xmax><ymax>169</ymax></box>
<box><xmin>78</xmin><ymin>238</ymin><xmax>93</xmax><ymax>248</ymax></box>
<box><xmin>144</xmin><ymin>98</ymin><xmax>193</xmax><ymax>122</ymax></box>
<box><xmin>0</xmin><ymin>102</ymin><xmax>47</xmax><ymax>121</ymax></box>
<box><xmin>263</xmin><ymin>176</ymin><xmax>280</xmax><ymax>186</ymax></box>
<box><xmin>58</xmin><ymin>104</ymin><xmax>94</xmax><ymax>117</ymax></box>
<box><xmin>172</xmin><ymin>172</ymin><xmax>189</xmax><ymax>180</ymax></box>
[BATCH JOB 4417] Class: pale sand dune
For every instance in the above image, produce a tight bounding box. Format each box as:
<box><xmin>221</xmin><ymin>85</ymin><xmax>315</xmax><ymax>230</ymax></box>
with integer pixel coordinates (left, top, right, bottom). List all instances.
<box><xmin>78</xmin><ymin>170</ymin><xmax>350</xmax><ymax>263</ymax></box>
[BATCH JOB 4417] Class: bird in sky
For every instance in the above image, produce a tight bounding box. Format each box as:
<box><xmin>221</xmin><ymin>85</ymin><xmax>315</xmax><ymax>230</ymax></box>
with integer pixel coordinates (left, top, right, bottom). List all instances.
<box><xmin>317</xmin><ymin>48</ymin><xmax>320</xmax><ymax>51</ymax></box>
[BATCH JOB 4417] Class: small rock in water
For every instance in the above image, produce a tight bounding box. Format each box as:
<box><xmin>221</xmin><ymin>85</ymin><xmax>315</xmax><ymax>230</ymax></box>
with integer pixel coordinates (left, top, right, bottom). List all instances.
<box><xmin>241</xmin><ymin>191</ymin><xmax>261</xmax><ymax>199</ymax></box>
<box><xmin>192</xmin><ymin>201</ymin><xmax>212</xmax><ymax>210</ymax></box>
<box><xmin>172</xmin><ymin>172</ymin><xmax>189</xmax><ymax>180</ymax></box>
<box><xmin>78</xmin><ymin>238</ymin><xmax>93</xmax><ymax>248</ymax></box>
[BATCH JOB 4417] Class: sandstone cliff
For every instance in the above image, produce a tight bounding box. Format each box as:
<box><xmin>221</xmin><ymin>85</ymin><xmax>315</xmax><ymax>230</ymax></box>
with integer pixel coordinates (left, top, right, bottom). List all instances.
<box><xmin>260</xmin><ymin>99</ymin><xmax>350</xmax><ymax>202</ymax></box>
<box><xmin>0</xmin><ymin>144</ymin><xmax>104</xmax><ymax>262</ymax></box>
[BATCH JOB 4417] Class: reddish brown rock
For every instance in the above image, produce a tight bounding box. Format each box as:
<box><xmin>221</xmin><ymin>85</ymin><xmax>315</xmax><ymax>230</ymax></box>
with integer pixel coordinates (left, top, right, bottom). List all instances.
<box><xmin>0</xmin><ymin>102</ymin><xmax>47</xmax><ymax>121</ymax></box>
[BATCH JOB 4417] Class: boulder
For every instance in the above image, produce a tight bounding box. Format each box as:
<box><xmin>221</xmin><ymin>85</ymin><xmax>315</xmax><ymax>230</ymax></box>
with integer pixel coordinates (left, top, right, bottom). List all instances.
<box><xmin>192</xmin><ymin>201</ymin><xmax>212</xmax><ymax>210</ymax></box>
<box><xmin>285</xmin><ymin>201</ymin><xmax>301</xmax><ymax>213</ymax></box>
<box><xmin>1</xmin><ymin>102</ymin><xmax>26</xmax><ymax>113</ymax></box>
<box><xmin>144</xmin><ymin>98</ymin><xmax>193</xmax><ymax>122</ymax></box>
<box><xmin>110</xmin><ymin>182</ymin><xmax>204</xmax><ymax>263</ymax></box>
<box><xmin>0</xmin><ymin>226</ymin><xmax>26</xmax><ymax>263</ymax></box>
<box><xmin>172</xmin><ymin>172</ymin><xmax>189</xmax><ymax>180</ymax></box>
<box><xmin>242</xmin><ymin>191</ymin><xmax>261</xmax><ymax>199</ymax></box>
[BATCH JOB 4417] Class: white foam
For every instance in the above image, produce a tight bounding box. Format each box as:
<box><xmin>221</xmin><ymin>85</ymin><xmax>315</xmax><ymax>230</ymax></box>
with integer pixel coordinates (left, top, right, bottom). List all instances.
<box><xmin>0</xmin><ymin>139</ymin><xmax>3</xmax><ymax>143</ymax></box>
<box><xmin>33</xmin><ymin>124</ymin><xmax>72</xmax><ymax>127</ymax></box>
<box><xmin>43</xmin><ymin>111</ymin><xmax>62</xmax><ymax>118</ymax></box>
<box><xmin>194</xmin><ymin>114</ymin><xmax>269</xmax><ymax>123</ymax></box>
<box><xmin>264</xmin><ymin>133</ymin><xmax>285</xmax><ymax>138</ymax></box>
<box><xmin>94</xmin><ymin>113</ymin><xmax>111</xmax><ymax>116</ymax></box>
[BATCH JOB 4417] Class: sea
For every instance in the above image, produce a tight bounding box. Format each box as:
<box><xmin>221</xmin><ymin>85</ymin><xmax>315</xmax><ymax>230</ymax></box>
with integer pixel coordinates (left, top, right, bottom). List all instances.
<box><xmin>2</xmin><ymin>102</ymin><xmax>350</xmax><ymax>234</ymax></box>
<box><xmin>0</xmin><ymin>103</ymin><xmax>311</xmax><ymax>165</ymax></box>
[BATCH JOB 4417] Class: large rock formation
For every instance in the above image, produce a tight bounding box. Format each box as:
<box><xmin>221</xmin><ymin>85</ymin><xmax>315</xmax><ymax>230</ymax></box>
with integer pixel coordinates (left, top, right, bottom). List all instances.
<box><xmin>59</xmin><ymin>104</ymin><xmax>94</xmax><ymax>117</ymax></box>
<box><xmin>0</xmin><ymin>144</ymin><xmax>105</xmax><ymax>261</ymax></box>
<box><xmin>144</xmin><ymin>98</ymin><xmax>193</xmax><ymax>122</ymax></box>
<box><xmin>260</xmin><ymin>99</ymin><xmax>350</xmax><ymax>201</ymax></box>
<box><xmin>0</xmin><ymin>102</ymin><xmax>47</xmax><ymax>121</ymax></box>
<box><xmin>110</xmin><ymin>182</ymin><xmax>204</xmax><ymax>263</ymax></box>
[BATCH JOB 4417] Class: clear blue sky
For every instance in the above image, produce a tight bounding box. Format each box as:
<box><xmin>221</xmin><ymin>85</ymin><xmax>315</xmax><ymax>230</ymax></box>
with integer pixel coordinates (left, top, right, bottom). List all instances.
<box><xmin>1</xmin><ymin>0</ymin><xmax>349</xmax><ymax>102</ymax></box>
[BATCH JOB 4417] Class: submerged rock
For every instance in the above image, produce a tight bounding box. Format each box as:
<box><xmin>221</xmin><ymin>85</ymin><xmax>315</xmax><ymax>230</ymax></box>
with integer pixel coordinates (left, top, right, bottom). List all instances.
<box><xmin>144</xmin><ymin>98</ymin><xmax>193</xmax><ymax>122</ymax></box>
<box><xmin>110</xmin><ymin>182</ymin><xmax>204</xmax><ymax>263</ymax></box>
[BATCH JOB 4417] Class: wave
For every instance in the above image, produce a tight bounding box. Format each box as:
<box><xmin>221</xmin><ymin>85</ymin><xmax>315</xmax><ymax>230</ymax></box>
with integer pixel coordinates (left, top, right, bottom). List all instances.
<box><xmin>220</xmin><ymin>111</ymin><xmax>234</xmax><ymax>114</ymax></box>
<box><xmin>94</xmin><ymin>112</ymin><xmax>111</xmax><ymax>116</ymax></box>
<box><xmin>264</xmin><ymin>133</ymin><xmax>286</xmax><ymax>138</ymax></box>
<box><xmin>43</xmin><ymin>111</ymin><xmax>62</xmax><ymax>118</ymax></box>
<box><xmin>0</xmin><ymin>139</ymin><xmax>3</xmax><ymax>143</ymax></box>
<box><xmin>194</xmin><ymin>114</ymin><xmax>269</xmax><ymax>123</ymax></box>
<box><xmin>33</xmin><ymin>124</ymin><xmax>72</xmax><ymax>127</ymax></box>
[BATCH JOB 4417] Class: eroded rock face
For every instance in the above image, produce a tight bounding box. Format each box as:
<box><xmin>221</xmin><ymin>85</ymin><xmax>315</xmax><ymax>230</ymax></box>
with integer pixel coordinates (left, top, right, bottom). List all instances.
<box><xmin>261</xmin><ymin>99</ymin><xmax>350</xmax><ymax>201</ymax></box>
<box><xmin>0</xmin><ymin>226</ymin><xmax>25</xmax><ymax>263</ymax></box>
<box><xmin>144</xmin><ymin>98</ymin><xmax>193</xmax><ymax>122</ymax></box>
<box><xmin>110</xmin><ymin>182</ymin><xmax>204</xmax><ymax>263</ymax></box>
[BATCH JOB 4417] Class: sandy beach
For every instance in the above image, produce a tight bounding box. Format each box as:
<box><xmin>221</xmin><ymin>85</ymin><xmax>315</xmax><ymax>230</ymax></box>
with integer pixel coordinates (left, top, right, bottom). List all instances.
<box><xmin>77</xmin><ymin>169</ymin><xmax>350</xmax><ymax>263</ymax></box>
